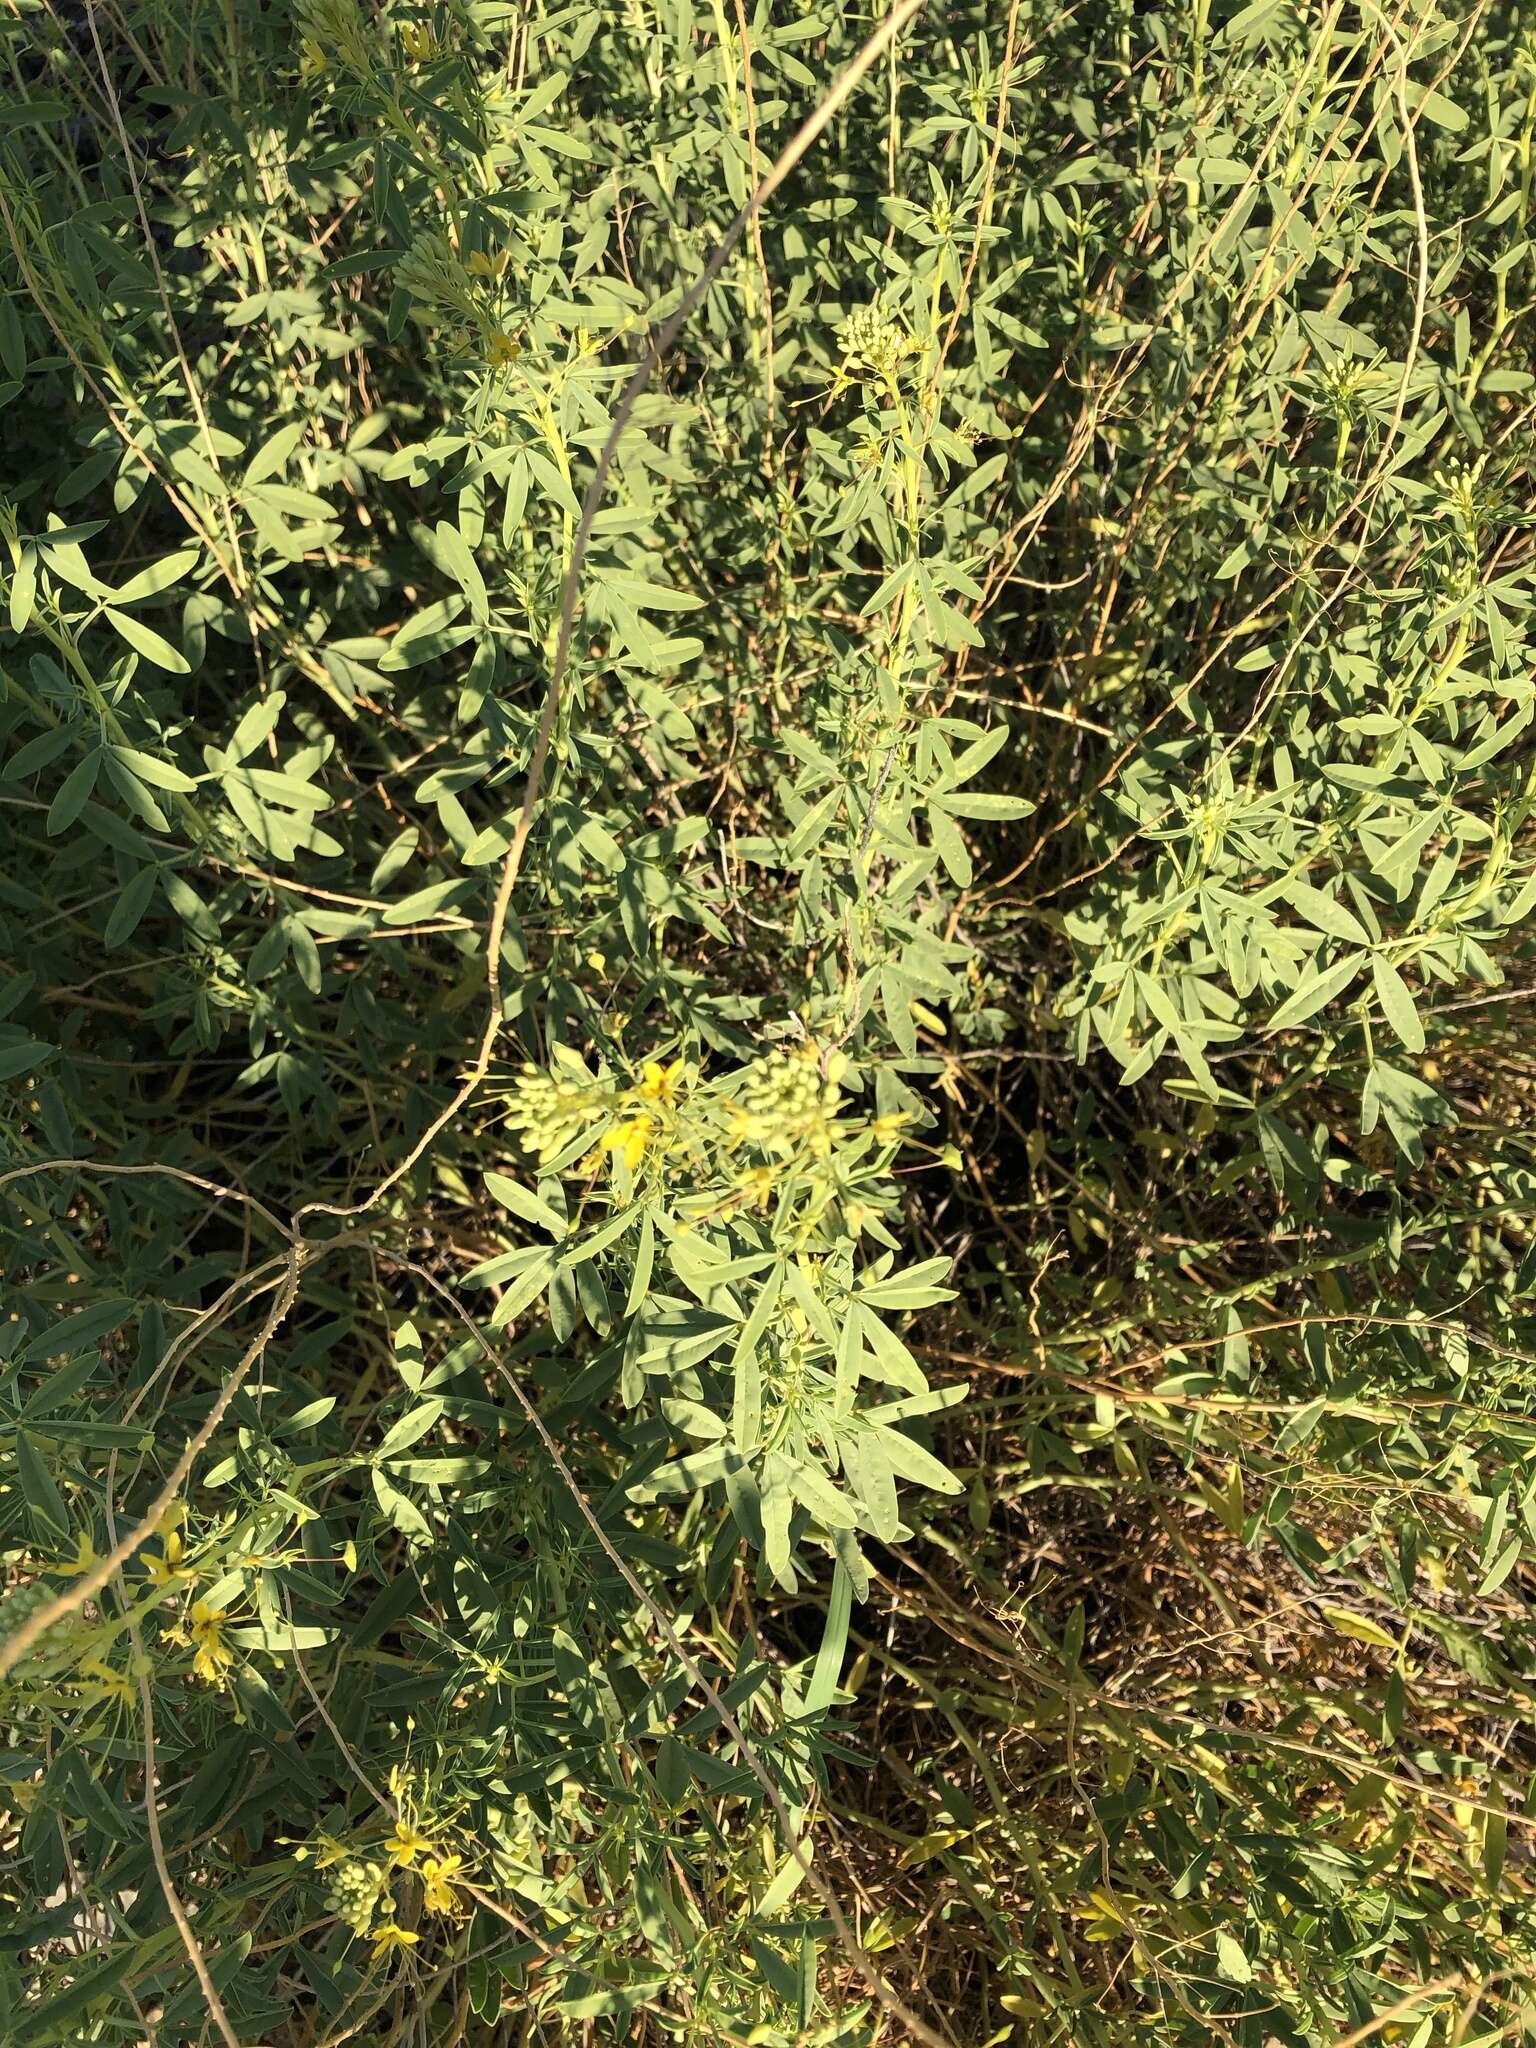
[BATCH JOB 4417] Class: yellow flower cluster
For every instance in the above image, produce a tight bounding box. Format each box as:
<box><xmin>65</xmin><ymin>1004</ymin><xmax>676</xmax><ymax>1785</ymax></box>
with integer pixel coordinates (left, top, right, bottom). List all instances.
<box><xmin>419</xmin><ymin>1853</ymin><xmax>465</xmax><ymax>1914</ymax></box>
<box><xmin>499</xmin><ymin>1040</ymin><xmax>901</xmax><ymax>1212</ymax></box>
<box><xmin>307</xmin><ymin>1771</ymin><xmax>468</xmax><ymax>1963</ymax></box>
<box><xmin>145</xmin><ymin>1523</ymin><xmax>196</xmax><ymax>1588</ymax></box>
<box><xmin>322</xmin><ymin>1853</ymin><xmax>386</xmax><ymax>1935</ymax></box>
<box><xmin>500</xmin><ymin>1057</ymin><xmax>688</xmax><ymax>1181</ymax></box>
<box><xmin>637</xmin><ymin>1057</ymin><xmax>685</xmax><ymax>1104</ymax></box>
<box><xmin>386</xmin><ymin>1817</ymin><xmax>434</xmax><ymax>1866</ymax></box>
<box><xmin>597</xmin><ymin>1058</ymin><xmax>687</xmax><ymax>1173</ymax></box>
<box><xmin>188</xmin><ymin>1602</ymin><xmax>235</xmax><ymax>1688</ymax></box>
<box><xmin>497</xmin><ymin>1035</ymin><xmax>909</xmax><ymax>1239</ymax></box>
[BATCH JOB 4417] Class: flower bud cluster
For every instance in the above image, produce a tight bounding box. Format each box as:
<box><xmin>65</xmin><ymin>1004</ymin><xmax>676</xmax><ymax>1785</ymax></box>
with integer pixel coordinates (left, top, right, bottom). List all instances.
<box><xmin>839</xmin><ymin>305</ymin><xmax>909</xmax><ymax>379</ymax></box>
<box><xmin>324</xmin><ymin>1856</ymin><xmax>387</xmax><ymax>1934</ymax></box>
<box><xmin>726</xmin><ymin>1042</ymin><xmax>847</xmax><ymax>1159</ymax></box>
<box><xmin>0</xmin><ymin>1579</ymin><xmax>53</xmax><ymax>1648</ymax></box>
<box><xmin>501</xmin><ymin>1064</ymin><xmax>611</xmax><ymax>1163</ymax></box>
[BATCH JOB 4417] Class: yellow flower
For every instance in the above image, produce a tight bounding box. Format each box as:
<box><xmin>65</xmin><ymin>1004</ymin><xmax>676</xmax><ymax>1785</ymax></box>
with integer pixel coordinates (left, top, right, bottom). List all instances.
<box><xmin>488</xmin><ymin>330</ymin><xmax>521</xmax><ymax>368</ymax></box>
<box><xmin>399</xmin><ymin>21</ymin><xmax>436</xmax><ymax>60</ymax></box>
<box><xmin>57</xmin><ymin>1529</ymin><xmax>100</xmax><ymax>1576</ymax></box>
<box><xmin>3</xmin><ymin>1775</ymin><xmax>39</xmax><ymax>1815</ymax></box>
<box><xmin>145</xmin><ymin>1529</ymin><xmax>195</xmax><ymax>1587</ymax></box>
<box><xmin>369</xmin><ymin>1919</ymin><xmax>419</xmax><ymax>1957</ymax></box>
<box><xmin>738</xmin><ymin>1166</ymin><xmax>776</xmax><ymax>1209</ymax></box>
<box><xmin>635</xmin><ymin>1058</ymin><xmax>685</xmax><ymax>1104</ymax></box>
<box><xmin>604</xmin><ymin>1114</ymin><xmax>654</xmax><ymax>1173</ymax></box>
<box><xmin>724</xmin><ymin>1102</ymin><xmax>762</xmax><ymax>1149</ymax></box>
<box><xmin>299</xmin><ymin>34</ymin><xmax>328</xmax><ymax>78</ymax></box>
<box><xmin>468</xmin><ymin>249</ymin><xmax>504</xmax><ymax>280</ymax></box>
<box><xmin>419</xmin><ymin>1853</ymin><xmax>464</xmax><ymax>1915</ymax></box>
<box><xmin>188</xmin><ymin>1602</ymin><xmax>235</xmax><ymax>1688</ymax></box>
<box><xmin>78</xmin><ymin>1654</ymin><xmax>134</xmax><ymax>1707</ymax></box>
<box><xmin>386</xmin><ymin>1818</ymin><xmax>434</xmax><ymax>1868</ymax></box>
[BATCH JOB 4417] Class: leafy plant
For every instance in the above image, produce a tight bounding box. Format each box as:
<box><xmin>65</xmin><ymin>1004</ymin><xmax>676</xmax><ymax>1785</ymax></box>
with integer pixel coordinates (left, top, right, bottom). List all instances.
<box><xmin>2</xmin><ymin>0</ymin><xmax>1535</xmax><ymax>2043</ymax></box>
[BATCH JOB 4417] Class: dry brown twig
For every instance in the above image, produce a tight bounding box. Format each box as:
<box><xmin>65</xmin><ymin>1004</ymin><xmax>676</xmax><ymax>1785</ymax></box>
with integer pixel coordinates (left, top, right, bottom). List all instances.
<box><xmin>129</xmin><ymin>1627</ymin><xmax>246</xmax><ymax>2048</ymax></box>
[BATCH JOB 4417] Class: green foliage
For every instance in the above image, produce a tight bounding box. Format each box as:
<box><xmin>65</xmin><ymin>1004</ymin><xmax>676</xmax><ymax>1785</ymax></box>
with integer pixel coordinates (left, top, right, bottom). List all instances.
<box><xmin>2</xmin><ymin>0</ymin><xmax>1535</xmax><ymax>2043</ymax></box>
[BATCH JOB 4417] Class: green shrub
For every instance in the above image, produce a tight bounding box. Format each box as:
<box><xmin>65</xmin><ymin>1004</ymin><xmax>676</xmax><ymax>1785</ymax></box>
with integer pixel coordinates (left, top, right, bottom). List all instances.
<box><xmin>2</xmin><ymin>1</ymin><xmax>1534</xmax><ymax>2042</ymax></box>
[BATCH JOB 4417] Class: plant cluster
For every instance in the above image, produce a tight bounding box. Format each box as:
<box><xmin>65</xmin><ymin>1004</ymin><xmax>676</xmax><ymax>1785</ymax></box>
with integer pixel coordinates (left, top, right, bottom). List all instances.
<box><xmin>2</xmin><ymin>1</ymin><xmax>1535</xmax><ymax>2044</ymax></box>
